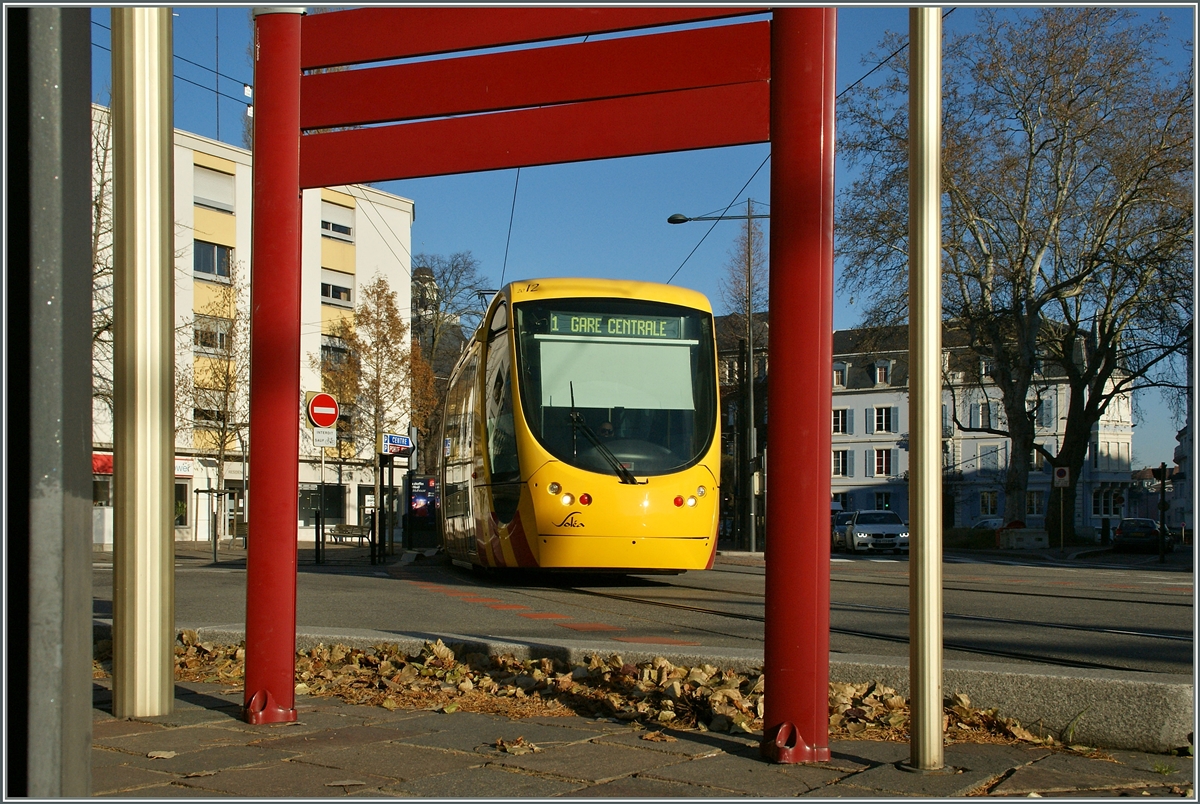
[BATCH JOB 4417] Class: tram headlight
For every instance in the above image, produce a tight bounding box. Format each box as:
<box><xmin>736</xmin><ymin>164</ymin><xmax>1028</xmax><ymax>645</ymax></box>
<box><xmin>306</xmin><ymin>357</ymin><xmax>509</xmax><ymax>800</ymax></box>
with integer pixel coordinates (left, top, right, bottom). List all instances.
<box><xmin>696</xmin><ymin>485</ymin><xmax>707</xmax><ymax>497</ymax></box>
<box><xmin>686</xmin><ymin>496</ymin><xmax>698</xmax><ymax>508</ymax></box>
<box><xmin>548</xmin><ymin>482</ymin><xmax>561</xmax><ymax>495</ymax></box>
<box><xmin>561</xmin><ymin>493</ymin><xmax>575</xmax><ymax>506</ymax></box>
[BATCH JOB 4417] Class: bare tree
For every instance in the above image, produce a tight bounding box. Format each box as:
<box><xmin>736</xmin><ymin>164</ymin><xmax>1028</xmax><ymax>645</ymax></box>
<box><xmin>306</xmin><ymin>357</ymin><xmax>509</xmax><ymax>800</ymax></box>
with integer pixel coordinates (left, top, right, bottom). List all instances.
<box><xmin>837</xmin><ymin>8</ymin><xmax>1193</xmax><ymax>538</ymax></box>
<box><xmin>176</xmin><ymin>260</ymin><xmax>252</xmax><ymax>538</ymax></box>
<box><xmin>411</xmin><ymin>251</ymin><xmax>491</xmax><ymax>378</ymax></box>
<box><xmin>92</xmin><ymin>103</ymin><xmax>115</xmax><ymax>416</ymax></box>
<box><xmin>717</xmin><ymin>200</ymin><xmax>769</xmax><ymax>348</ymax></box>
<box><xmin>410</xmin><ymin>251</ymin><xmax>492</xmax><ymax>459</ymax></box>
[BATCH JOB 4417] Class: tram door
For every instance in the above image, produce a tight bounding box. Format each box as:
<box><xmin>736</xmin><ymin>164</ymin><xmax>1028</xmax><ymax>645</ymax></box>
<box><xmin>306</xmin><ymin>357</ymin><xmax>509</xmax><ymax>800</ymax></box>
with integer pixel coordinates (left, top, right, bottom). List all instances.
<box><xmin>483</xmin><ymin>302</ymin><xmax>522</xmax><ymax>524</ymax></box>
<box><xmin>441</xmin><ymin>348</ymin><xmax>479</xmax><ymax>556</ymax></box>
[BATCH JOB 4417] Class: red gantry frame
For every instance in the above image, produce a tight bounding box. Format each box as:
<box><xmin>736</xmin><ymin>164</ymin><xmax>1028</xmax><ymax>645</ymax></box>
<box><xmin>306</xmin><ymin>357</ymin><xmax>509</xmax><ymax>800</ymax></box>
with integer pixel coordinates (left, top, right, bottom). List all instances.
<box><xmin>245</xmin><ymin>7</ymin><xmax>835</xmax><ymax>764</ymax></box>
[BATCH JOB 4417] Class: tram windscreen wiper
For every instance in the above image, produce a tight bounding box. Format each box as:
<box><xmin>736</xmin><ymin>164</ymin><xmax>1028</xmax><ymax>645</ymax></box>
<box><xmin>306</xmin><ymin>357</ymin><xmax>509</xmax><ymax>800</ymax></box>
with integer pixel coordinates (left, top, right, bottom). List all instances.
<box><xmin>569</xmin><ymin>384</ymin><xmax>642</xmax><ymax>485</ymax></box>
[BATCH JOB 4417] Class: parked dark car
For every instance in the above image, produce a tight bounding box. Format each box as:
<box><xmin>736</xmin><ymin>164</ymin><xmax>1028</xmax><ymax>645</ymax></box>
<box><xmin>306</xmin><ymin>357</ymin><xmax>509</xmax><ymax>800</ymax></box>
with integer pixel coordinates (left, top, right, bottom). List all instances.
<box><xmin>1112</xmin><ymin>518</ymin><xmax>1174</xmax><ymax>553</ymax></box>
<box><xmin>831</xmin><ymin>511</ymin><xmax>855</xmax><ymax>551</ymax></box>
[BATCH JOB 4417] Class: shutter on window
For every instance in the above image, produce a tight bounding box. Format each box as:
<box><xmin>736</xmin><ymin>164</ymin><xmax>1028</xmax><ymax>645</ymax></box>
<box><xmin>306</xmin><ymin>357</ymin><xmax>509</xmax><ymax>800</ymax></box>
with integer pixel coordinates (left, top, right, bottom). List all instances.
<box><xmin>989</xmin><ymin>402</ymin><xmax>1001</xmax><ymax>428</ymax></box>
<box><xmin>891</xmin><ymin>407</ymin><xmax>900</xmax><ymax>433</ymax></box>
<box><xmin>969</xmin><ymin>404</ymin><xmax>980</xmax><ymax>429</ymax></box>
<box><xmin>847</xmin><ymin>408</ymin><xmax>854</xmax><ymax>434</ymax></box>
<box><xmin>865</xmin><ymin>409</ymin><xmax>874</xmax><ymax>434</ymax></box>
<box><xmin>847</xmin><ymin>450</ymin><xmax>854</xmax><ymax>477</ymax></box>
<box><xmin>865</xmin><ymin>450</ymin><xmax>874</xmax><ymax>477</ymax></box>
<box><xmin>891</xmin><ymin>449</ymin><xmax>898</xmax><ymax>476</ymax></box>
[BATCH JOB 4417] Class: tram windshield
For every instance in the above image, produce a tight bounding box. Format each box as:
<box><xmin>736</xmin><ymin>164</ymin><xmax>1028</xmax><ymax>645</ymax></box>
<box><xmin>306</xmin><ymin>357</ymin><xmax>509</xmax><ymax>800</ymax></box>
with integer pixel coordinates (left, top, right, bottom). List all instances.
<box><xmin>514</xmin><ymin>298</ymin><xmax>717</xmax><ymax>477</ymax></box>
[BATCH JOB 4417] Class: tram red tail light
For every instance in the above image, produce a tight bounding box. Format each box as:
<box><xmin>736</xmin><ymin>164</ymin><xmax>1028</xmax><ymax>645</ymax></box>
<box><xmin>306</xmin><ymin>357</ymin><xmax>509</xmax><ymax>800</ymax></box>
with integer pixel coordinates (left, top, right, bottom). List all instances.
<box><xmin>674</xmin><ymin>496</ymin><xmax>685</xmax><ymax>507</ymax></box>
<box><xmin>579</xmin><ymin>493</ymin><xmax>592</xmax><ymax>506</ymax></box>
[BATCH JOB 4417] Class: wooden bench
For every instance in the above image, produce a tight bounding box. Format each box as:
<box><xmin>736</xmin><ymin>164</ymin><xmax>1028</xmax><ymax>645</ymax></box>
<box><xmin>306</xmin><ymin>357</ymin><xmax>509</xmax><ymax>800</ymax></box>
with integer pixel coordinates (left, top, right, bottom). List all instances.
<box><xmin>328</xmin><ymin>524</ymin><xmax>370</xmax><ymax>545</ymax></box>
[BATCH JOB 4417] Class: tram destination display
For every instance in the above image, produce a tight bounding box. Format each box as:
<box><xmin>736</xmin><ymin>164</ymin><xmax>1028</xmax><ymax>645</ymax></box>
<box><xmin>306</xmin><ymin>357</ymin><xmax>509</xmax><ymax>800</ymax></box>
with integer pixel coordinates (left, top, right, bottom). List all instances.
<box><xmin>549</xmin><ymin>312</ymin><xmax>683</xmax><ymax>340</ymax></box>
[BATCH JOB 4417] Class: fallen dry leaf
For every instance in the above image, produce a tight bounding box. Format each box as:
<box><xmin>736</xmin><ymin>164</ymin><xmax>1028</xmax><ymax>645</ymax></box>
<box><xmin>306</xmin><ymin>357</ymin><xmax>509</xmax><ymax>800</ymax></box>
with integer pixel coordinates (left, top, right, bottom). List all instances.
<box><xmin>641</xmin><ymin>731</ymin><xmax>678</xmax><ymax>742</ymax></box>
<box><xmin>147</xmin><ymin>751</ymin><xmax>176</xmax><ymax>760</ymax></box>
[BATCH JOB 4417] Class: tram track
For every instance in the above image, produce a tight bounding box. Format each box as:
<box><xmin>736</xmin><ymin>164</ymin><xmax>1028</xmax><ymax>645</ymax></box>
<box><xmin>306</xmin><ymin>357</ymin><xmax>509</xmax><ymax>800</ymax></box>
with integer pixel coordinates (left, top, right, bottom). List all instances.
<box><xmin>674</xmin><ymin>574</ymin><xmax>1195</xmax><ymax>609</ymax></box>
<box><xmin>568</xmin><ymin>586</ymin><xmax>1191</xmax><ymax>673</ymax></box>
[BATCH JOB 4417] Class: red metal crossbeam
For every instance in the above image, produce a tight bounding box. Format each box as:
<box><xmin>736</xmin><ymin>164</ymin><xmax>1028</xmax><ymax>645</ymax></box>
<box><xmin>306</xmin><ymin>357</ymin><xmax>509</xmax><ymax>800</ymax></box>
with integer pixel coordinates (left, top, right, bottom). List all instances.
<box><xmin>301</xmin><ymin>22</ymin><xmax>769</xmax><ymax>131</ymax></box>
<box><xmin>298</xmin><ymin>82</ymin><xmax>769</xmax><ymax>189</ymax></box>
<box><xmin>300</xmin><ymin>6</ymin><xmax>766</xmax><ymax>70</ymax></box>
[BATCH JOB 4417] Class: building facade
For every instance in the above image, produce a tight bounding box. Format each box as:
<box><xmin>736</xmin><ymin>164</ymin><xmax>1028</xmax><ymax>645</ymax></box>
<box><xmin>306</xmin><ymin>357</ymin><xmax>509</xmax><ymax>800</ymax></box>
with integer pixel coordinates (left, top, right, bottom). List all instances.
<box><xmin>91</xmin><ymin>106</ymin><xmax>414</xmax><ymax>546</ymax></box>
<box><xmin>715</xmin><ymin>319</ymin><xmax>1137</xmax><ymax>537</ymax></box>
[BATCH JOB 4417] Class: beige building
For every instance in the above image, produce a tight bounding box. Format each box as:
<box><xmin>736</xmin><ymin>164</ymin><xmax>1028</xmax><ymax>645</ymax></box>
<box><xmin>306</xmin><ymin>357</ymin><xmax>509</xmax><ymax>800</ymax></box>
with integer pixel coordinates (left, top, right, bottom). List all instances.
<box><xmin>91</xmin><ymin>105</ymin><xmax>414</xmax><ymax>546</ymax></box>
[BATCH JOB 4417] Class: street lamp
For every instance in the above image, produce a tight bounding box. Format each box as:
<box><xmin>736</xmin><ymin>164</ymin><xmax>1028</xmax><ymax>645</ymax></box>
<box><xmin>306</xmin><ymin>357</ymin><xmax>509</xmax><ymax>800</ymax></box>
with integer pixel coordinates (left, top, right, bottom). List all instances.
<box><xmin>669</xmin><ymin>200</ymin><xmax>769</xmax><ymax>551</ymax></box>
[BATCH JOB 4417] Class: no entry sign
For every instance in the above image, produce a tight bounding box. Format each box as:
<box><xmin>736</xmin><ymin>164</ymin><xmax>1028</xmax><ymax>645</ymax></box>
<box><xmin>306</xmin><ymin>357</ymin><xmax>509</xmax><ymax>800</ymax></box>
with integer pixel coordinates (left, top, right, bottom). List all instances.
<box><xmin>307</xmin><ymin>392</ymin><xmax>339</xmax><ymax>429</ymax></box>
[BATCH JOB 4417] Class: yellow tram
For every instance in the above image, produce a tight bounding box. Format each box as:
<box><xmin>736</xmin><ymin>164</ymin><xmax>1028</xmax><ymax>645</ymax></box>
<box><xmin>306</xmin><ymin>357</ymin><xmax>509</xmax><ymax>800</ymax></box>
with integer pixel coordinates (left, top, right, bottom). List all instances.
<box><xmin>438</xmin><ymin>278</ymin><xmax>721</xmax><ymax>571</ymax></box>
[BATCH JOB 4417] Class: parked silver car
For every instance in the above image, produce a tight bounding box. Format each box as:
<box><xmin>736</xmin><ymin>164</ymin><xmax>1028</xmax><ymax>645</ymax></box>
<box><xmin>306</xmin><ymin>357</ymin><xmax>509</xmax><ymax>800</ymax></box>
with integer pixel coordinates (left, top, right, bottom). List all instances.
<box><xmin>845</xmin><ymin>510</ymin><xmax>909</xmax><ymax>554</ymax></box>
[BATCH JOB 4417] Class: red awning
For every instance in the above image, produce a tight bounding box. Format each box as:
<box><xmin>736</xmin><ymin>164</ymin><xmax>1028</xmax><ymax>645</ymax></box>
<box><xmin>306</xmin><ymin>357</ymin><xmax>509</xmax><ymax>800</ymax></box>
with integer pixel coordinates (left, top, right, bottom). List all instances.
<box><xmin>93</xmin><ymin>453</ymin><xmax>113</xmax><ymax>475</ymax></box>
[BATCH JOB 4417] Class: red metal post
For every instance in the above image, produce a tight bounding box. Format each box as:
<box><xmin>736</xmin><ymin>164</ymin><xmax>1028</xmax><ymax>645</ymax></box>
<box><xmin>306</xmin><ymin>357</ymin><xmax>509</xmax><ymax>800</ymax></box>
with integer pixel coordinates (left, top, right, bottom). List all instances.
<box><xmin>761</xmin><ymin>7</ymin><xmax>836</xmax><ymax>763</ymax></box>
<box><xmin>243</xmin><ymin>8</ymin><xmax>303</xmax><ymax>725</ymax></box>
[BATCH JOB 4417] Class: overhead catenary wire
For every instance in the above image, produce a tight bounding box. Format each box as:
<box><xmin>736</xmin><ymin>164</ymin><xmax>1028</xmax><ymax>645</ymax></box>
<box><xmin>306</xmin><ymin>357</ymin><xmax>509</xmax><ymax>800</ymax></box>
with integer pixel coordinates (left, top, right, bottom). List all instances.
<box><xmin>665</xmin><ymin>151</ymin><xmax>771</xmax><ymax>285</ymax></box>
<box><xmin>499</xmin><ymin>168</ymin><xmax>522</xmax><ymax>288</ymax></box>
<box><xmin>667</xmin><ymin>8</ymin><xmax>957</xmax><ymax>285</ymax></box>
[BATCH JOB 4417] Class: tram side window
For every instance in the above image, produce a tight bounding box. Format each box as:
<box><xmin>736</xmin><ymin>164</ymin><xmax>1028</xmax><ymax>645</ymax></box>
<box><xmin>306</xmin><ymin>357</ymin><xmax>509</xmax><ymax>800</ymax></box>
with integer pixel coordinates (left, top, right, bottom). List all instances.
<box><xmin>485</xmin><ymin>304</ymin><xmax>519</xmax><ymax>483</ymax></box>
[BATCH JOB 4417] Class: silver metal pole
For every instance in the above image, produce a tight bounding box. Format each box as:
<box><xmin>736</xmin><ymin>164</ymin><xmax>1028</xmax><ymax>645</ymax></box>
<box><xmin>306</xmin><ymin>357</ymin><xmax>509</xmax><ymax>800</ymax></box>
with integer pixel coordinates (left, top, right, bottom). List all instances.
<box><xmin>111</xmin><ymin>6</ymin><xmax>176</xmax><ymax>719</ymax></box>
<box><xmin>746</xmin><ymin>198</ymin><xmax>757</xmax><ymax>553</ymax></box>
<box><xmin>907</xmin><ymin>6</ymin><xmax>944</xmax><ymax>772</ymax></box>
<box><xmin>19</xmin><ymin>8</ymin><xmax>95</xmax><ymax>794</ymax></box>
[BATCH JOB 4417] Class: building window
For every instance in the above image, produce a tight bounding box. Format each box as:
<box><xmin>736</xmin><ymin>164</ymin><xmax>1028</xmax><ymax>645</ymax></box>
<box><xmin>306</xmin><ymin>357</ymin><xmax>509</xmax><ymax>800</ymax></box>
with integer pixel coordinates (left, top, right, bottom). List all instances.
<box><xmin>875</xmin><ymin>363</ymin><xmax>890</xmax><ymax>385</ymax></box>
<box><xmin>194</xmin><ymin>314</ymin><xmax>232</xmax><ymax>353</ymax></box>
<box><xmin>194</xmin><ymin>407</ymin><xmax>226</xmax><ymax>427</ymax></box>
<box><xmin>875</xmin><ymin>492</ymin><xmax>892</xmax><ymax>510</ymax></box>
<box><xmin>874</xmin><ymin>406</ymin><xmax>894</xmax><ymax>433</ymax></box>
<box><xmin>321</xmin><ymin>334</ymin><xmax>350</xmax><ymax>366</ymax></box>
<box><xmin>833</xmin><ymin>365</ymin><xmax>846</xmax><ymax>387</ymax></box>
<box><xmin>832</xmin><ymin>409</ymin><xmax>848</xmax><ymax>434</ymax></box>
<box><xmin>174</xmin><ymin>482</ymin><xmax>189</xmax><ymax>527</ymax></box>
<box><xmin>1027</xmin><ymin>490</ymin><xmax>1045</xmax><ymax>517</ymax></box>
<box><xmin>1029</xmin><ymin>445</ymin><xmax>1046</xmax><ymax>471</ymax></box>
<box><xmin>321</xmin><ymin>201</ymin><xmax>355</xmax><ymax>243</ymax></box>
<box><xmin>321</xmin><ymin>282</ymin><xmax>352</xmax><ymax>304</ymax></box>
<box><xmin>833</xmin><ymin>492</ymin><xmax>850</xmax><ymax>510</ymax></box>
<box><xmin>321</xmin><ymin>268</ymin><xmax>355</xmax><ymax>308</ymax></box>
<box><xmin>833</xmin><ymin>450</ymin><xmax>850</xmax><ymax>477</ymax></box>
<box><xmin>979</xmin><ymin>444</ymin><xmax>1001</xmax><ymax>473</ymax></box>
<box><xmin>980</xmin><ymin>490</ymin><xmax>998</xmax><ymax>517</ymax></box>
<box><xmin>93</xmin><ymin>478</ymin><xmax>111</xmax><ymax>507</ymax></box>
<box><xmin>874</xmin><ymin>448</ymin><xmax>892</xmax><ymax>476</ymax></box>
<box><xmin>194</xmin><ymin>165</ymin><xmax>235</xmax><ymax>212</ymax></box>
<box><xmin>1091</xmin><ymin>440</ymin><xmax>1099</xmax><ymax>468</ymax></box>
<box><xmin>194</xmin><ymin>240</ymin><xmax>232</xmax><ymax>278</ymax></box>
<box><xmin>1092</xmin><ymin>489</ymin><xmax>1122</xmax><ymax>518</ymax></box>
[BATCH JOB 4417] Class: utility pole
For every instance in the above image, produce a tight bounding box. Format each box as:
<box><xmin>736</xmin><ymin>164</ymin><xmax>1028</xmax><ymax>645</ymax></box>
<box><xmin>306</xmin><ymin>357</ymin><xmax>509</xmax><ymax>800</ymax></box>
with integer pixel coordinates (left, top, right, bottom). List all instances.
<box><xmin>1158</xmin><ymin>462</ymin><xmax>1169</xmax><ymax>564</ymax></box>
<box><xmin>667</xmin><ymin>200</ymin><xmax>768</xmax><ymax>554</ymax></box>
<box><xmin>745</xmin><ymin>198</ymin><xmax>758</xmax><ymax>553</ymax></box>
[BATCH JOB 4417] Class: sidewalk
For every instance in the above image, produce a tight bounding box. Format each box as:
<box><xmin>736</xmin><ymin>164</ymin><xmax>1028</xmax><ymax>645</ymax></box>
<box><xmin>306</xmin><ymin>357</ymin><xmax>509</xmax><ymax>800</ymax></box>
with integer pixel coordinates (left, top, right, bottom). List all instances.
<box><xmin>91</xmin><ymin>677</ymin><xmax>1194</xmax><ymax>798</ymax></box>
<box><xmin>91</xmin><ymin>542</ymin><xmax>1194</xmax><ymax>797</ymax></box>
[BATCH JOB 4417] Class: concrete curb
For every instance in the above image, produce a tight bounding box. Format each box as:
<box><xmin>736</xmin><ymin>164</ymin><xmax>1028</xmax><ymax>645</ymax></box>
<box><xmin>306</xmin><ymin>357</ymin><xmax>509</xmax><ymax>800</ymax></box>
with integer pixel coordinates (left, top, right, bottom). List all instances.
<box><xmin>93</xmin><ymin>619</ymin><xmax>1193</xmax><ymax>754</ymax></box>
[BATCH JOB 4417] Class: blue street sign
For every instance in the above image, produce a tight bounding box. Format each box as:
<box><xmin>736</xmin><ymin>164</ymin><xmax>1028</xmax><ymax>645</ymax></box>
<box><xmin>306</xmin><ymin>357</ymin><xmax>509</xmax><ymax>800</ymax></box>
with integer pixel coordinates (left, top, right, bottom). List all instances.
<box><xmin>379</xmin><ymin>432</ymin><xmax>414</xmax><ymax>455</ymax></box>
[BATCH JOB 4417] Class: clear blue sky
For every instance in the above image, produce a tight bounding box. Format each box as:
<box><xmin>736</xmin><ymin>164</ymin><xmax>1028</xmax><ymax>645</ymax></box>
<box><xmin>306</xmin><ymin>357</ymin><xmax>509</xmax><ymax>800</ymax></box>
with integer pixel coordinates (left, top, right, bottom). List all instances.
<box><xmin>89</xmin><ymin>6</ymin><xmax>1194</xmax><ymax>468</ymax></box>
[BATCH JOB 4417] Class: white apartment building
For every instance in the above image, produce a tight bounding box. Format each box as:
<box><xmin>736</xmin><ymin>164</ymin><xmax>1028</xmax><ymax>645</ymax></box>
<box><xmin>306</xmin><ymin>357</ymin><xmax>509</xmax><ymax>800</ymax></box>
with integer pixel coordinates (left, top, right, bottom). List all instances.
<box><xmin>828</xmin><ymin>327</ymin><xmax>1134</xmax><ymax>534</ymax></box>
<box><xmin>91</xmin><ymin>106</ymin><xmax>414</xmax><ymax>546</ymax></box>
